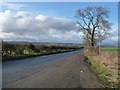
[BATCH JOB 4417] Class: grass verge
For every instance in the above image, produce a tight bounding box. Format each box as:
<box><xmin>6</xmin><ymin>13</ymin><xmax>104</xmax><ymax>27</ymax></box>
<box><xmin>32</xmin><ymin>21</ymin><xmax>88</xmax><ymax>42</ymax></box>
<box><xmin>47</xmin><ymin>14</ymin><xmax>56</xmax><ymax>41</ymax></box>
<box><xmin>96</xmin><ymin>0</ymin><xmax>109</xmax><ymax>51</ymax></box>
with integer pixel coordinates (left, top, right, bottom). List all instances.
<box><xmin>84</xmin><ymin>51</ymin><xmax>119</xmax><ymax>88</ymax></box>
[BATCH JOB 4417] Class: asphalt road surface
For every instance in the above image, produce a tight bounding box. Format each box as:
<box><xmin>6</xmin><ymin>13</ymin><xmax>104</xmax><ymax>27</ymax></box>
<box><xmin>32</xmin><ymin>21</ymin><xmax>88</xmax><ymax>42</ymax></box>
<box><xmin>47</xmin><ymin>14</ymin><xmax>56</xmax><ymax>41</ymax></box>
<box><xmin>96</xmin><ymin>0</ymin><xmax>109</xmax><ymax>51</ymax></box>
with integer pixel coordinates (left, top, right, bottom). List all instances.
<box><xmin>3</xmin><ymin>49</ymin><xmax>101</xmax><ymax>88</ymax></box>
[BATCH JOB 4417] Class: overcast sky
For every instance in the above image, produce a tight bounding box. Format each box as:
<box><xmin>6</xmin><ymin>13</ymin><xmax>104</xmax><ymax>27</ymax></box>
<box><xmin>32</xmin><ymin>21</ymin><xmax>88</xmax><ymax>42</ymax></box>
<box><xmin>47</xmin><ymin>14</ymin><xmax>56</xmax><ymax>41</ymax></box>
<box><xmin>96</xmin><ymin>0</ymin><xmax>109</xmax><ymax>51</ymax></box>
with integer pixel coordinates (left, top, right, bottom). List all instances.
<box><xmin>0</xmin><ymin>2</ymin><xmax>118</xmax><ymax>46</ymax></box>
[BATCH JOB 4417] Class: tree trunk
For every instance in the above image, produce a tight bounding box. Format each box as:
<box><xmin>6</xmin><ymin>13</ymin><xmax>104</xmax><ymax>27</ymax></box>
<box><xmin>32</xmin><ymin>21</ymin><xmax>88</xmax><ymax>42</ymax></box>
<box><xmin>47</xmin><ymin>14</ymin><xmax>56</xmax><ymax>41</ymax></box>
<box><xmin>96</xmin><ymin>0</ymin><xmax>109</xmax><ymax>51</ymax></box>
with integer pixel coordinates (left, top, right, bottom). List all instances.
<box><xmin>91</xmin><ymin>27</ymin><xmax>95</xmax><ymax>47</ymax></box>
<box><xmin>91</xmin><ymin>35</ymin><xmax>94</xmax><ymax>46</ymax></box>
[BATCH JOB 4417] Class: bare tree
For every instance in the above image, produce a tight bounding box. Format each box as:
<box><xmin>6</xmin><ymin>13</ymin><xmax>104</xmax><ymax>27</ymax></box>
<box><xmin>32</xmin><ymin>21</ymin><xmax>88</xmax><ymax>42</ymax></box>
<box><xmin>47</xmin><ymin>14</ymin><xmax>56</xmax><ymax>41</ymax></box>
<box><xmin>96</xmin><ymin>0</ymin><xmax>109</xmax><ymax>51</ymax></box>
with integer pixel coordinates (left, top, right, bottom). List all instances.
<box><xmin>76</xmin><ymin>6</ymin><xmax>111</xmax><ymax>47</ymax></box>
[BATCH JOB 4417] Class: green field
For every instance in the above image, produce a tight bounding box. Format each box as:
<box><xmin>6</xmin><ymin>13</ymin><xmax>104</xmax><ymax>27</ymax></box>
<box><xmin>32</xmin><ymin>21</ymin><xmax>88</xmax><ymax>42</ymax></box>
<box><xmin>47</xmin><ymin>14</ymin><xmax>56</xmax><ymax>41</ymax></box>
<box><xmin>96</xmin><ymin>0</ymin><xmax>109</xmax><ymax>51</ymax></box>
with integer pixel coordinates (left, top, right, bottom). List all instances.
<box><xmin>101</xmin><ymin>47</ymin><xmax>120</xmax><ymax>52</ymax></box>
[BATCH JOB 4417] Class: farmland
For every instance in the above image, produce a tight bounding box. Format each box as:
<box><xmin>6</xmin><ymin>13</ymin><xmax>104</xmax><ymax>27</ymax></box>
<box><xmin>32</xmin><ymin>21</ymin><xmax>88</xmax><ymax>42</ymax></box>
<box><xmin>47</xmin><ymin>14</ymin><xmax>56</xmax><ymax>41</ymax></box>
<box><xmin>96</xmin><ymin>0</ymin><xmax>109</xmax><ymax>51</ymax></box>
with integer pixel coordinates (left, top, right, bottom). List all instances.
<box><xmin>101</xmin><ymin>47</ymin><xmax>120</xmax><ymax>52</ymax></box>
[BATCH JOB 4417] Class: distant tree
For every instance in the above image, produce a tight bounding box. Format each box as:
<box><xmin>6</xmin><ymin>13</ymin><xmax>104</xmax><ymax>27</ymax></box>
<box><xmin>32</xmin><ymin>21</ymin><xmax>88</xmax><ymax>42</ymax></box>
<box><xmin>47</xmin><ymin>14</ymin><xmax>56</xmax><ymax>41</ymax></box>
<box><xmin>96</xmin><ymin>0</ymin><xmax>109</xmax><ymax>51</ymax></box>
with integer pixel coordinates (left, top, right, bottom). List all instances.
<box><xmin>76</xmin><ymin>6</ymin><xmax>111</xmax><ymax>47</ymax></box>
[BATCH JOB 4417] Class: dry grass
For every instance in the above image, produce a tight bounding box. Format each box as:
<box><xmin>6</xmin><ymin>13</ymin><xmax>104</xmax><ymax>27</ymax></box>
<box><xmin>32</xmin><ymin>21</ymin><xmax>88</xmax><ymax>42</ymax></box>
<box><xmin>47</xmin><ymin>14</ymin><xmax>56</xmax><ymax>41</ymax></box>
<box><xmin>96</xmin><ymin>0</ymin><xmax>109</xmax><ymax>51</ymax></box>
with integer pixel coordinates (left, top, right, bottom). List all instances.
<box><xmin>84</xmin><ymin>47</ymin><xmax>119</xmax><ymax>88</ymax></box>
<box><xmin>94</xmin><ymin>51</ymin><xmax>118</xmax><ymax>85</ymax></box>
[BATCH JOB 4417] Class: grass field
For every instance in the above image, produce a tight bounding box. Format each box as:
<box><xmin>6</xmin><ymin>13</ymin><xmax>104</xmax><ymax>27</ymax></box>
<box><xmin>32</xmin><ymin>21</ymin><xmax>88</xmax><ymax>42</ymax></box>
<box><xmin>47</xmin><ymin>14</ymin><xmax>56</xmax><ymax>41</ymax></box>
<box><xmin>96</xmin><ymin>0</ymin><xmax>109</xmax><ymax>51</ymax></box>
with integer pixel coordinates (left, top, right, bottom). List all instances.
<box><xmin>101</xmin><ymin>47</ymin><xmax>120</xmax><ymax>52</ymax></box>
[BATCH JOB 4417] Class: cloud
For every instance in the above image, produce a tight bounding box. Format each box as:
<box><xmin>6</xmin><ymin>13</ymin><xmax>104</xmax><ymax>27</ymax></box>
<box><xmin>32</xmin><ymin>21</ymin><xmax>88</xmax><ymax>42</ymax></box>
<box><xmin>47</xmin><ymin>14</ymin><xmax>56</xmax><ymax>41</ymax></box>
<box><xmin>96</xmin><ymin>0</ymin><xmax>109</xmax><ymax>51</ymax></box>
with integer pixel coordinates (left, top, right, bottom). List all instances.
<box><xmin>0</xmin><ymin>10</ymin><xmax>81</xmax><ymax>43</ymax></box>
<box><xmin>102</xmin><ymin>37</ymin><xmax>118</xmax><ymax>46</ymax></box>
<box><xmin>0</xmin><ymin>10</ymin><xmax>118</xmax><ymax>45</ymax></box>
<box><xmin>101</xmin><ymin>25</ymin><xmax>119</xmax><ymax>46</ymax></box>
<box><xmin>2</xmin><ymin>2</ymin><xmax>26</xmax><ymax>10</ymax></box>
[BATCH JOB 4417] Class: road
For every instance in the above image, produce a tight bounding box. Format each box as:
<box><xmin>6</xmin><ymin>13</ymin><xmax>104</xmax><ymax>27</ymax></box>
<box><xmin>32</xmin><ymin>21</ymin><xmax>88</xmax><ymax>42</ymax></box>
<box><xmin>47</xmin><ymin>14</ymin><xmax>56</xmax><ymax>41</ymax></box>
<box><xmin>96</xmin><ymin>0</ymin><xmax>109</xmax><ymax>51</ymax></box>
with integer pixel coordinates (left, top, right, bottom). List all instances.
<box><xmin>3</xmin><ymin>49</ymin><xmax>101</xmax><ymax>88</ymax></box>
